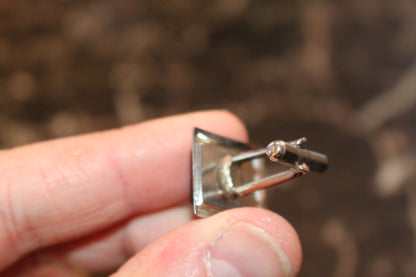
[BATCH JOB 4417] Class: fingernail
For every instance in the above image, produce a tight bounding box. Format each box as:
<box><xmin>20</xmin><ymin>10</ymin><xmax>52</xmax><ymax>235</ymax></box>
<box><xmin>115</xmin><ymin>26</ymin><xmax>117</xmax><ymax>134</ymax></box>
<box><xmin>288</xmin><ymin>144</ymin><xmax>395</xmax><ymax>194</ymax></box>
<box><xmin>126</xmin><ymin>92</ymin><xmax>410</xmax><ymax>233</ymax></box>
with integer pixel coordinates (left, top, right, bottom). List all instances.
<box><xmin>207</xmin><ymin>222</ymin><xmax>293</xmax><ymax>277</ymax></box>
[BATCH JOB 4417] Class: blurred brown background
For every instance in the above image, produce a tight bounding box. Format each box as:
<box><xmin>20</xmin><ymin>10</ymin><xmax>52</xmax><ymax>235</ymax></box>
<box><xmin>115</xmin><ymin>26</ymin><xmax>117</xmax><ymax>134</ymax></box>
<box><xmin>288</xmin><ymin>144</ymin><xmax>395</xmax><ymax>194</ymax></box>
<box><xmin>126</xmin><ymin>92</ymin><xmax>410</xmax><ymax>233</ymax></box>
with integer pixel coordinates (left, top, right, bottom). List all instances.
<box><xmin>1</xmin><ymin>0</ymin><xmax>416</xmax><ymax>276</ymax></box>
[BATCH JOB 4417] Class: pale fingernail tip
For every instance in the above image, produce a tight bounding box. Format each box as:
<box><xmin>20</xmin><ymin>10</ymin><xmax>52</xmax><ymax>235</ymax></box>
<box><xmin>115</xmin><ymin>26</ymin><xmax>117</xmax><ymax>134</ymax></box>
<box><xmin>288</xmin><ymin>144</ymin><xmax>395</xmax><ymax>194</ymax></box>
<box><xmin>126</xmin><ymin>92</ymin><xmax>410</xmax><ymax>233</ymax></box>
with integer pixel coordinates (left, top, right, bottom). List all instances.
<box><xmin>208</xmin><ymin>222</ymin><xmax>293</xmax><ymax>277</ymax></box>
<box><xmin>210</xmin><ymin>258</ymin><xmax>242</xmax><ymax>277</ymax></box>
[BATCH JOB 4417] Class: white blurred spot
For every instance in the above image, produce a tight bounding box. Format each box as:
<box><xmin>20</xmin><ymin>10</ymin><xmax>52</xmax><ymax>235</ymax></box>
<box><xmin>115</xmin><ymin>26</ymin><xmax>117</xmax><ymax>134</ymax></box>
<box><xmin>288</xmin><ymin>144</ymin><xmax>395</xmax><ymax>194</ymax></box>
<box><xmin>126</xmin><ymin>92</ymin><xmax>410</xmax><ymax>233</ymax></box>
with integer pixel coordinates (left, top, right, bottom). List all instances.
<box><xmin>322</xmin><ymin>219</ymin><xmax>358</xmax><ymax>277</ymax></box>
<box><xmin>375</xmin><ymin>154</ymin><xmax>416</xmax><ymax>197</ymax></box>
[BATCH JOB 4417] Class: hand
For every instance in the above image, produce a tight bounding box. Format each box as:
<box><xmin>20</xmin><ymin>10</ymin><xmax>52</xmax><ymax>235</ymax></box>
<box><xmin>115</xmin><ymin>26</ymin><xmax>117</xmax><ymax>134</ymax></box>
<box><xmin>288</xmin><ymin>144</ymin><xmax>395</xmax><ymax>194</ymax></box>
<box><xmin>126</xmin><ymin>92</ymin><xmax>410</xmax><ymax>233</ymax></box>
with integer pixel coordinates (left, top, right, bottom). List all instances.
<box><xmin>0</xmin><ymin>110</ymin><xmax>302</xmax><ymax>276</ymax></box>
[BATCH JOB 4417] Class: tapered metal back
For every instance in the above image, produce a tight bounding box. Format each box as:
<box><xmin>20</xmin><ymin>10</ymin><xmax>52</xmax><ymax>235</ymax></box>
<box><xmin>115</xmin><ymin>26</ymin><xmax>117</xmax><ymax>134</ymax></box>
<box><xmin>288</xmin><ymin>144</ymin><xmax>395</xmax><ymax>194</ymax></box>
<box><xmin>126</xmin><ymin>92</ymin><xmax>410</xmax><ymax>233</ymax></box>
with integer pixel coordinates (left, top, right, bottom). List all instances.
<box><xmin>192</xmin><ymin>128</ymin><xmax>267</xmax><ymax>217</ymax></box>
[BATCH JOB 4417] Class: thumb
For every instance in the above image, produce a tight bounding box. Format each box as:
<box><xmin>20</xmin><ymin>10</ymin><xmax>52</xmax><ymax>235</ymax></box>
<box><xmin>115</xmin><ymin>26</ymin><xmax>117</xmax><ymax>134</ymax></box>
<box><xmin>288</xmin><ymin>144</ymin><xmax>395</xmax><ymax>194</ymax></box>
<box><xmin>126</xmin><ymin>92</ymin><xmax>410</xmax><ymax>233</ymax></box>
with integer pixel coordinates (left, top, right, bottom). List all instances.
<box><xmin>113</xmin><ymin>208</ymin><xmax>302</xmax><ymax>277</ymax></box>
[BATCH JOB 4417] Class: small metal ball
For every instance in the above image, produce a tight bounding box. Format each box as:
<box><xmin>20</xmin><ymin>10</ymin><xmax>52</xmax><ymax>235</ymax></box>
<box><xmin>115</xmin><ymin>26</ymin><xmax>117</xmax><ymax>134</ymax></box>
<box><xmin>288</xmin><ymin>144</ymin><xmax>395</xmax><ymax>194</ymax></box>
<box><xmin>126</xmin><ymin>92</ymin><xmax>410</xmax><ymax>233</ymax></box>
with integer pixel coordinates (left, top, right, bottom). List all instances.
<box><xmin>266</xmin><ymin>140</ymin><xmax>286</xmax><ymax>162</ymax></box>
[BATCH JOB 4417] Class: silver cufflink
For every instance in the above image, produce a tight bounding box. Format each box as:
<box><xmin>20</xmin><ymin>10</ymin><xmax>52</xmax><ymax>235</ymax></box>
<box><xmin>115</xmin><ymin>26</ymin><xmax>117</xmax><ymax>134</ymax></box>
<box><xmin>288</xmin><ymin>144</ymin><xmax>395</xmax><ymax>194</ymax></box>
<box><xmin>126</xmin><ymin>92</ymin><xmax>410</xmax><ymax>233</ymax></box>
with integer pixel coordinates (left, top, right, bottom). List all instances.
<box><xmin>192</xmin><ymin>128</ymin><xmax>329</xmax><ymax>217</ymax></box>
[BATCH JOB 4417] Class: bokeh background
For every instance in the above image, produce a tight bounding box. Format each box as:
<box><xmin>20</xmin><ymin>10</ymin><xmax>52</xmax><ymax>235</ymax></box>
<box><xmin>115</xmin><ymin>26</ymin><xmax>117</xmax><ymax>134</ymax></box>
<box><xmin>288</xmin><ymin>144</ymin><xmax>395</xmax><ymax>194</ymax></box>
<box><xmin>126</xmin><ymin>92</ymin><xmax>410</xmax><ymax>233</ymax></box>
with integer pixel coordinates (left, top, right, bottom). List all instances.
<box><xmin>1</xmin><ymin>0</ymin><xmax>416</xmax><ymax>276</ymax></box>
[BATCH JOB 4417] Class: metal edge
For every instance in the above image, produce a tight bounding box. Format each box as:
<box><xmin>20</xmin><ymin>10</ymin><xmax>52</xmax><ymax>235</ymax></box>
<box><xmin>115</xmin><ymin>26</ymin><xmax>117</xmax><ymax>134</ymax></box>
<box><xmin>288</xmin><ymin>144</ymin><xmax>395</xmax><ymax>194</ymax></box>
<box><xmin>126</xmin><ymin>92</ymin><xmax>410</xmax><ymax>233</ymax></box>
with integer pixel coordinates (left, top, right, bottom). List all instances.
<box><xmin>192</xmin><ymin>128</ymin><xmax>204</xmax><ymax>215</ymax></box>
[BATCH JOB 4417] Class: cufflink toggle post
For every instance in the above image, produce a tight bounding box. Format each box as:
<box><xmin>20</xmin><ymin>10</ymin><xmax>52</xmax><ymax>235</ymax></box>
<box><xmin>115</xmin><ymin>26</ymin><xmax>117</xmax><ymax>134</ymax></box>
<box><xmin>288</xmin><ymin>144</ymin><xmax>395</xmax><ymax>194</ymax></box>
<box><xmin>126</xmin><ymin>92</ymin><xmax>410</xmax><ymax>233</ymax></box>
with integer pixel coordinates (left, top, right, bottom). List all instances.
<box><xmin>192</xmin><ymin>128</ymin><xmax>328</xmax><ymax>217</ymax></box>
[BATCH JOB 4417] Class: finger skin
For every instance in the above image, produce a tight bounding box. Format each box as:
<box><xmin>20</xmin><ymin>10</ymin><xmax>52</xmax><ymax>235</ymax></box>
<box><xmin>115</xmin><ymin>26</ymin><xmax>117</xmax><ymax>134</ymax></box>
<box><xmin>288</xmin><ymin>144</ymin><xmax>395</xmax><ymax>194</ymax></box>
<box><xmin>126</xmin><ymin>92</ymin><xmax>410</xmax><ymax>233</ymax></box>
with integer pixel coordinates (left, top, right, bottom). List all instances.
<box><xmin>1</xmin><ymin>205</ymin><xmax>193</xmax><ymax>276</ymax></box>
<box><xmin>113</xmin><ymin>208</ymin><xmax>303</xmax><ymax>277</ymax></box>
<box><xmin>0</xmin><ymin>110</ymin><xmax>248</xmax><ymax>270</ymax></box>
<box><xmin>63</xmin><ymin>205</ymin><xmax>194</xmax><ymax>272</ymax></box>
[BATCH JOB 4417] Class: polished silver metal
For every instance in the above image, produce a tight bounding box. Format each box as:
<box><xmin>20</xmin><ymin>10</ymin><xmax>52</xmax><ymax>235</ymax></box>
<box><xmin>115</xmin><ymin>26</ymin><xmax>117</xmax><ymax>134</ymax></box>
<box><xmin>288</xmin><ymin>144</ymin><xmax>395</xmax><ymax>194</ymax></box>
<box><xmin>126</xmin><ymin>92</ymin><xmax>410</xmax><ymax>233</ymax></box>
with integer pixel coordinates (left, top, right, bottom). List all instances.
<box><xmin>192</xmin><ymin>128</ymin><xmax>328</xmax><ymax>217</ymax></box>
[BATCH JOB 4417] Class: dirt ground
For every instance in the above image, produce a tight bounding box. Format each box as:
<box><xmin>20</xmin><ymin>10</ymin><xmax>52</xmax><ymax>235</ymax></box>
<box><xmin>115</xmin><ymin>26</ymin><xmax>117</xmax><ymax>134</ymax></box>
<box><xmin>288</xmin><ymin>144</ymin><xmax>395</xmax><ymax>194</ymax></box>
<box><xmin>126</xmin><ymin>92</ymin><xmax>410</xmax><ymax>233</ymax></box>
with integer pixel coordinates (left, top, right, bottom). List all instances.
<box><xmin>1</xmin><ymin>1</ymin><xmax>416</xmax><ymax>276</ymax></box>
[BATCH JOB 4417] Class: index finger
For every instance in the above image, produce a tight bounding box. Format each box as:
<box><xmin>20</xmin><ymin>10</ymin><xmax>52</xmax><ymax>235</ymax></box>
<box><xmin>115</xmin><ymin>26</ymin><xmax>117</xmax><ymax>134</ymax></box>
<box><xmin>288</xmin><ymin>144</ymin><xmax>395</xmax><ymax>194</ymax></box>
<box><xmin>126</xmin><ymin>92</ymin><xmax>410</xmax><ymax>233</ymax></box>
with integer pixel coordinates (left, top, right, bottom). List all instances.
<box><xmin>0</xmin><ymin>110</ymin><xmax>248</xmax><ymax>270</ymax></box>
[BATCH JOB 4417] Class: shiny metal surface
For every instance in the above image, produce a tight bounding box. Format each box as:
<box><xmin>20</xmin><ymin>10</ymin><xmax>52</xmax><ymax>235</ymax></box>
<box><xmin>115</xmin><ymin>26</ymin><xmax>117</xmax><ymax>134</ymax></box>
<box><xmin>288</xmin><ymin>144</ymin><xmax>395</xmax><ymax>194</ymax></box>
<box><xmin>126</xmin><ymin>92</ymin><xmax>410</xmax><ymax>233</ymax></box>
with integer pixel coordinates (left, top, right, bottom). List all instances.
<box><xmin>192</xmin><ymin>127</ymin><xmax>329</xmax><ymax>217</ymax></box>
<box><xmin>266</xmin><ymin>140</ymin><xmax>328</xmax><ymax>173</ymax></box>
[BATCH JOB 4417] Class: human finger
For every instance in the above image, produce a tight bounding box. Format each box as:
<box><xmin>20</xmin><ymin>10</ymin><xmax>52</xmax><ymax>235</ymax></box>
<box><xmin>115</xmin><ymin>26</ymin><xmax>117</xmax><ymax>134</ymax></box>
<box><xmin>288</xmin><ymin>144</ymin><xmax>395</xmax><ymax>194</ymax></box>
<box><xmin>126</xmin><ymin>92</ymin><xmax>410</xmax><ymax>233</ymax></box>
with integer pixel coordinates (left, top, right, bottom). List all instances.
<box><xmin>113</xmin><ymin>208</ymin><xmax>303</xmax><ymax>277</ymax></box>
<box><xmin>63</xmin><ymin>205</ymin><xmax>194</xmax><ymax>272</ymax></box>
<box><xmin>3</xmin><ymin>205</ymin><xmax>193</xmax><ymax>275</ymax></box>
<box><xmin>0</xmin><ymin>110</ymin><xmax>248</xmax><ymax>270</ymax></box>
